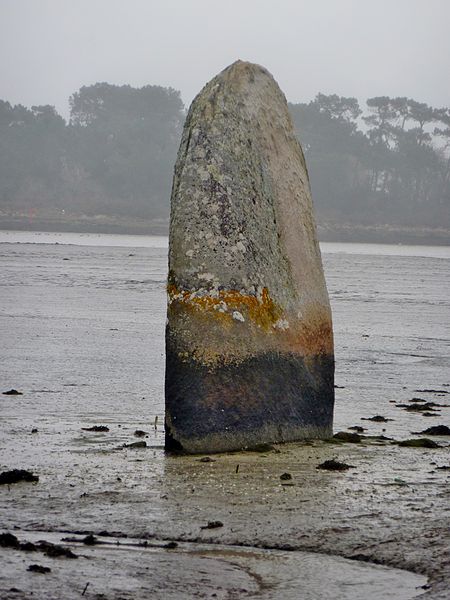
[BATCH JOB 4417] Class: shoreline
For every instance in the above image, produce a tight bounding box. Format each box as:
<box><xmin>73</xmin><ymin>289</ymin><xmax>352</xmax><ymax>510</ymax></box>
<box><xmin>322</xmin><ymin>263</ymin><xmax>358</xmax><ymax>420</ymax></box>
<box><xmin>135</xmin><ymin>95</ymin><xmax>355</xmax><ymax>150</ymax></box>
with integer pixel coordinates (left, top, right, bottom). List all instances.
<box><xmin>0</xmin><ymin>216</ymin><xmax>449</xmax><ymax>246</ymax></box>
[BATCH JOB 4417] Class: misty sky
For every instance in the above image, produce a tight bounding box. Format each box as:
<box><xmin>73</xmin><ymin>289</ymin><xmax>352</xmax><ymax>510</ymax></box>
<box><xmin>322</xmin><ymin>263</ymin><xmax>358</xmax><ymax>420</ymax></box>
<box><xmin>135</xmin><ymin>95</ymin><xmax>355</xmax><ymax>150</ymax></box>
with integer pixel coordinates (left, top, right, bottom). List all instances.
<box><xmin>1</xmin><ymin>0</ymin><xmax>449</xmax><ymax>118</ymax></box>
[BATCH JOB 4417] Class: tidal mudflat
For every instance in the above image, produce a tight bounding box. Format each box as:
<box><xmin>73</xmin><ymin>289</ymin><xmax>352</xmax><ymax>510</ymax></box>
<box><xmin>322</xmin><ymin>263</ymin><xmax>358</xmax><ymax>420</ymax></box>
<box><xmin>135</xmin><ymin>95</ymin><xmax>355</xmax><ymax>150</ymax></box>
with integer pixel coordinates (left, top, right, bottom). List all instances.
<box><xmin>0</xmin><ymin>232</ymin><xmax>449</xmax><ymax>598</ymax></box>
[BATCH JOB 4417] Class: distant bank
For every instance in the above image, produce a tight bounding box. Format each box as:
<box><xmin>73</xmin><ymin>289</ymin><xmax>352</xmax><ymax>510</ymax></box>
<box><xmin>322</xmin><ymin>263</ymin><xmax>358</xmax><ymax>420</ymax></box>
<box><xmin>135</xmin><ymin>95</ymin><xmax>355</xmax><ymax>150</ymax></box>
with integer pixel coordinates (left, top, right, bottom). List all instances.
<box><xmin>1</xmin><ymin>213</ymin><xmax>449</xmax><ymax>246</ymax></box>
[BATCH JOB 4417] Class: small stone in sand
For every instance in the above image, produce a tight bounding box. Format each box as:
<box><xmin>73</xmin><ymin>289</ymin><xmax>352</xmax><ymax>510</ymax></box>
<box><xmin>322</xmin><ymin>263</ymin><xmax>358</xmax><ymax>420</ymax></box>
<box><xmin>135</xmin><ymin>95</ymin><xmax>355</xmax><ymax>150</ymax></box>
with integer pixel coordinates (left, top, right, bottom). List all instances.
<box><xmin>2</xmin><ymin>389</ymin><xmax>22</xmax><ymax>395</ymax></box>
<box><xmin>280</xmin><ymin>473</ymin><xmax>292</xmax><ymax>480</ymax></box>
<box><xmin>124</xmin><ymin>441</ymin><xmax>147</xmax><ymax>449</ymax></box>
<box><xmin>134</xmin><ymin>430</ymin><xmax>148</xmax><ymax>437</ymax></box>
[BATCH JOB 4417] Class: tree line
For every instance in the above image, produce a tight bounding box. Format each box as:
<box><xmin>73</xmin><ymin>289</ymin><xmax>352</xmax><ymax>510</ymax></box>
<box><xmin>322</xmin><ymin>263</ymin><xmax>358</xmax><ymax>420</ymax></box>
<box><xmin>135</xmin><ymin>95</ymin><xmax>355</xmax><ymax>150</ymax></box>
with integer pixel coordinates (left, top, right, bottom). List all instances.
<box><xmin>0</xmin><ymin>83</ymin><xmax>449</xmax><ymax>231</ymax></box>
<box><xmin>289</xmin><ymin>94</ymin><xmax>450</xmax><ymax>228</ymax></box>
<box><xmin>0</xmin><ymin>83</ymin><xmax>184</xmax><ymax>220</ymax></box>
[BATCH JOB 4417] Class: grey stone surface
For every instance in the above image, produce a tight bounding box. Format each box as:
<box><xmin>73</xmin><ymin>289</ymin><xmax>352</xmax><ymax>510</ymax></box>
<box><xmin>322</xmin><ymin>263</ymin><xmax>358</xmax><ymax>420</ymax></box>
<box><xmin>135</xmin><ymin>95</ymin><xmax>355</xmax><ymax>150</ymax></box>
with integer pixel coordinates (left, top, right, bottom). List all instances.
<box><xmin>166</xmin><ymin>61</ymin><xmax>334</xmax><ymax>453</ymax></box>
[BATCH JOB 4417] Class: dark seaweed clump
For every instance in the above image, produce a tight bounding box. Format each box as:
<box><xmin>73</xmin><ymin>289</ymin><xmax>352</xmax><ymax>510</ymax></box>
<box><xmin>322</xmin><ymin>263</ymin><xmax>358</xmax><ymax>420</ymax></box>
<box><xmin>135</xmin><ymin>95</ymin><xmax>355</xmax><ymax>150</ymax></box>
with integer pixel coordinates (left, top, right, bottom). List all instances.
<box><xmin>0</xmin><ymin>469</ymin><xmax>38</xmax><ymax>485</ymax></box>
<box><xmin>82</xmin><ymin>425</ymin><xmax>109</xmax><ymax>432</ymax></box>
<box><xmin>415</xmin><ymin>425</ymin><xmax>450</xmax><ymax>436</ymax></box>
<box><xmin>27</xmin><ymin>564</ymin><xmax>51</xmax><ymax>574</ymax></box>
<box><xmin>0</xmin><ymin>533</ymin><xmax>77</xmax><ymax>558</ymax></box>
<box><xmin>361</xmin><ymin>415</ymin><xmax>392</xmax><ymax>422</ymax></box>
<box><xmin>333</xmin><ymin>431</ymin><xmax>362</xmax><ymax>443</ymax></box>
<box><xmin>317</xmin><ymin>460</ymin><xmax>355</xmax><ymax>471</ymax></box>
<box><xmin>396</xmin><ymin>438</ymin><xmax>440</xmax><ymax>448</ymax></box>
<box><xmin>201</xmin><ymin>521</ymin><xmax>224</xmax><ymax>529</ymax></box>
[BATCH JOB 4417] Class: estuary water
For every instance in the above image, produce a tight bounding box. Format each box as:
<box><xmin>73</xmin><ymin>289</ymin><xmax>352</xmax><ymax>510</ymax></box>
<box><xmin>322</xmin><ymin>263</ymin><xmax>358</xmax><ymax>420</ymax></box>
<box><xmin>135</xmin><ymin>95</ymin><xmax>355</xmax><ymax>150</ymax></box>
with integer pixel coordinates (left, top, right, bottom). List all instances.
<box><xmin>1</xmin><ymin>230</ymin><xmax>448</xmax><ymax>599</ymax></box>
<box><xmin>1</xmin><ymin>230</ymin><xmax>449</xmax><ymax>441</ymax></box>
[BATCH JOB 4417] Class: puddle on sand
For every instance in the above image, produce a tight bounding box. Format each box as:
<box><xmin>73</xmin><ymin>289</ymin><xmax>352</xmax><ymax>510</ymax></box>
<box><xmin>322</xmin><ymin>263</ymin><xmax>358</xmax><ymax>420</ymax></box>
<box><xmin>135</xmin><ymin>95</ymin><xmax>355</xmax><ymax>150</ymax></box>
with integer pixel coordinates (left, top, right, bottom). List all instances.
<box><xmin>0</xmin><ymin>531</ymin><xmax>426</xmax><ymax>600</ymax></box>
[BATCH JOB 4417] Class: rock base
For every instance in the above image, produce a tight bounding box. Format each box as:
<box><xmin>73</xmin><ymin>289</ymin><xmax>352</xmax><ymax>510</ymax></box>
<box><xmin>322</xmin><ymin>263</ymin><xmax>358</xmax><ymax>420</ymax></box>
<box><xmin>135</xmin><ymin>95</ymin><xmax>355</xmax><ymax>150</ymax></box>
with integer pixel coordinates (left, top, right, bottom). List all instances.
<box><xmin>165</xmin><ymin>349</ymin><xmax>333</xmax><ymax>453</ymax></box>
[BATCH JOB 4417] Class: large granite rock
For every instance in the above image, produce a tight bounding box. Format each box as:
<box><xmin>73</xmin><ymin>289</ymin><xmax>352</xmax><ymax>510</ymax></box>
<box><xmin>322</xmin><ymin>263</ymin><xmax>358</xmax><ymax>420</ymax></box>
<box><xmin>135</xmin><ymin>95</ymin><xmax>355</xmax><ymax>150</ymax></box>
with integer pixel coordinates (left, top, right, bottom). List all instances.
<box><xmin>165</xmin><ymin>61</ymin><xmax>334</xmax><ymax>453</ymax></box>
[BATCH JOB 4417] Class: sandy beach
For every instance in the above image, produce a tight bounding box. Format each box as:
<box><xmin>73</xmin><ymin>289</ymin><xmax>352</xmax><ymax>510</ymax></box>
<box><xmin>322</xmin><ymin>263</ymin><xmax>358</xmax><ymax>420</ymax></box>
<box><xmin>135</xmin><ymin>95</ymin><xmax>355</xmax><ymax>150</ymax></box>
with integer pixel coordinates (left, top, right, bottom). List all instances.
<box><xmin>1</xmin><ymin>233</ymin><xmax>449</xmax><ymax>598</ymax></box>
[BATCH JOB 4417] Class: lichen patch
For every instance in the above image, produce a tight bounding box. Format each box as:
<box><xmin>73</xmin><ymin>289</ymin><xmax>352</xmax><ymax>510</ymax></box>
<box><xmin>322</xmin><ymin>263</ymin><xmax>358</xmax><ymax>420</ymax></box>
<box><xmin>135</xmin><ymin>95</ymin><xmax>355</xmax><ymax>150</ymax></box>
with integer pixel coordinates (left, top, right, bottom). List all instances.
<box><xmin>167</xmin><ymin>283</ymin><xmax>282</xmax><ymax>331</ymax></box>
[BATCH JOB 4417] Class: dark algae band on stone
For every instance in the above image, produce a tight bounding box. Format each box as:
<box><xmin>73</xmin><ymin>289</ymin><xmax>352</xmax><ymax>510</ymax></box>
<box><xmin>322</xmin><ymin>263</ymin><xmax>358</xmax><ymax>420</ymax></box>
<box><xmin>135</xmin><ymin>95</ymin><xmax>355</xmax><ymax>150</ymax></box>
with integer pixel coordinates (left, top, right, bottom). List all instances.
<box><xmin>165</xmin><ymin>350</ymin><xmax>334</xmax><ymax>453</ymax></box>
<box><xmin>165</xmin><ymin>61</ymin><xmax>334</xmax><ymax>453</ymax></box>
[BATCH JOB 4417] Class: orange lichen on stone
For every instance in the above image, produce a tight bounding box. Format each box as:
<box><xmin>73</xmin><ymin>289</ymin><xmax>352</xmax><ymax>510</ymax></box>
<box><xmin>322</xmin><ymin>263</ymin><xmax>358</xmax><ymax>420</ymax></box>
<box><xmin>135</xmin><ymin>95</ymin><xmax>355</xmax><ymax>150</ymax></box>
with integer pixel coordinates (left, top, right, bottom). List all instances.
<box><xmin>168</xmin><ymin>283</ymin><xmax>332</xmax><ymax>360</ymax></box>
<box><xmin>167</xmin><ymin>284</ymin><xmax>283</xmax><ymax>331</ymax></box>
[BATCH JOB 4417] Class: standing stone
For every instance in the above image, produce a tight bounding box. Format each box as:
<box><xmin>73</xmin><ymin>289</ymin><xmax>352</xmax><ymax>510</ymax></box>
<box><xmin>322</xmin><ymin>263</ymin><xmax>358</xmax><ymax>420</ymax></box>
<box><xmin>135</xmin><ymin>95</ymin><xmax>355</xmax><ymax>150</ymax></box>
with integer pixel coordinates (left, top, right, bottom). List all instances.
<box><xmin>165</xmin><ymin>61</ymin><xmax>334</xmax><ymax>453</ymax></box>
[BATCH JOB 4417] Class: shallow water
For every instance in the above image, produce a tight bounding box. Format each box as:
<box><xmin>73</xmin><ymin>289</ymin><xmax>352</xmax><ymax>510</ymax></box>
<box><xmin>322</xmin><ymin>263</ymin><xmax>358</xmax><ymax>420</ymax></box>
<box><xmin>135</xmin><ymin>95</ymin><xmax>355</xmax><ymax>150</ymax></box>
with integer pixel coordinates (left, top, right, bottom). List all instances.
<box><xmin>0</xmin><ymin>532</ymin><xmax>426</xmax><ymax>600</ymax></box>
<box><xmin>0</xmin><ymin>231</ymin><xmax>449</xmax><ymax>598</ymax></box>
<box><xmin>1</xmin><ymin>231</ymin><xmax>448</xmax><ymax>441</ymax></box>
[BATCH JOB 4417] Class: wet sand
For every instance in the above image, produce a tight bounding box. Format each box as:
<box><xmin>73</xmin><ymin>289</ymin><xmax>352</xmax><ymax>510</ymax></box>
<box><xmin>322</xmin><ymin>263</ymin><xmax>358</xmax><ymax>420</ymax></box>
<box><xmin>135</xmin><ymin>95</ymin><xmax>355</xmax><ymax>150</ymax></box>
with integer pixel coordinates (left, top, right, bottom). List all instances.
<box><xmin>0</xmin><ymin>234</ymin><xmax>449</xmax><ymax>598</ymax></box>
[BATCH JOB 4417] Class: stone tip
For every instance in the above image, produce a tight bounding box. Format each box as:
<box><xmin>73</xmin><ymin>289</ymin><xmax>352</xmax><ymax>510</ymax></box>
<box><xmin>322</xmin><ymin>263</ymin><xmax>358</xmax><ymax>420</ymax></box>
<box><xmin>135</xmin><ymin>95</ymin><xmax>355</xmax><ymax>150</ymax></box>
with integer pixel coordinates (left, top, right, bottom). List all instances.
<box><xmin>219</xmin><ymin>59</ymin><xmax>272</xmax><ymax>80</ymax></box>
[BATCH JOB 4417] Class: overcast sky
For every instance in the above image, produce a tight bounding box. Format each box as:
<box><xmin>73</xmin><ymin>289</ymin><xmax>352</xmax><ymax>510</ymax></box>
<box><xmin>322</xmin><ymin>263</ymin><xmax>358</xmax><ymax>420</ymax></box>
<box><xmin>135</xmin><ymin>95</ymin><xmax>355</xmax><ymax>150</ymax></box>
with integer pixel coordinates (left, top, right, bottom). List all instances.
<box><xmin>1</xmin><ymin>0</ymin><xmax>449</xmax><ymax>118</ymax></box>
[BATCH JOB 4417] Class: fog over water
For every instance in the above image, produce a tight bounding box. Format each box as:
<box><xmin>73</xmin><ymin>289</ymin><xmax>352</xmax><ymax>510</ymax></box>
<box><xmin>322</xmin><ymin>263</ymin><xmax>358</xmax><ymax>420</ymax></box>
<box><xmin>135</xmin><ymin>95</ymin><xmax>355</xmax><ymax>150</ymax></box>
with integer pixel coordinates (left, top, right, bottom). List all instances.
<box><xmin>1</xmin><ymin>0</ymin><xmax>449</xmax><ymax>115</ymax></box>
